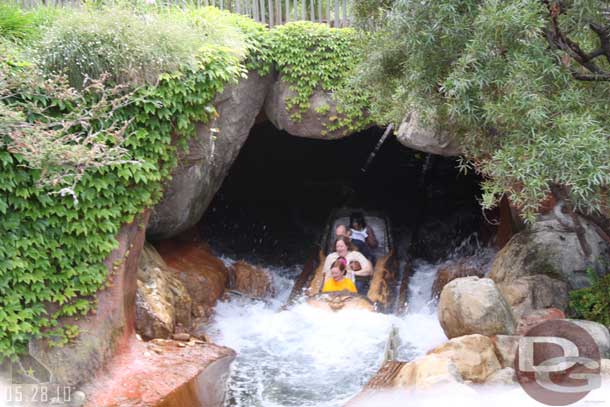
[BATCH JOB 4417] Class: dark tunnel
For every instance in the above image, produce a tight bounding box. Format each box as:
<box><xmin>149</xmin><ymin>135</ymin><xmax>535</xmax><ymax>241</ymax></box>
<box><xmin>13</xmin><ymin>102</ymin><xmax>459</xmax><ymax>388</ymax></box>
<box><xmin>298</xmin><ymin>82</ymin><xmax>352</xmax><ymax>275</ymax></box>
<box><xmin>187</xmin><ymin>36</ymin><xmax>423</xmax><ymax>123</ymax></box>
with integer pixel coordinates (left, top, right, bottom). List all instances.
<box><xmin>197</xmin><ymin>122</ymin><xmax>493</xmax><ymax>266</ymax></box>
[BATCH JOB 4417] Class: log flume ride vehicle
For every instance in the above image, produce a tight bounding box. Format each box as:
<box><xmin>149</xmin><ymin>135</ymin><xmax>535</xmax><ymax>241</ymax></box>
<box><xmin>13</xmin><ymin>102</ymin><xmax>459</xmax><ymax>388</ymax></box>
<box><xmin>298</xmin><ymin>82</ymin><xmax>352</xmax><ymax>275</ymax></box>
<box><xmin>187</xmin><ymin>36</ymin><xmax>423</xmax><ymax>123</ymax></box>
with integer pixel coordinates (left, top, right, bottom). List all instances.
<box><xmin>287</xmin><ymin>208</ymin><xmax>400</xmax><ymax>313</ymax></box>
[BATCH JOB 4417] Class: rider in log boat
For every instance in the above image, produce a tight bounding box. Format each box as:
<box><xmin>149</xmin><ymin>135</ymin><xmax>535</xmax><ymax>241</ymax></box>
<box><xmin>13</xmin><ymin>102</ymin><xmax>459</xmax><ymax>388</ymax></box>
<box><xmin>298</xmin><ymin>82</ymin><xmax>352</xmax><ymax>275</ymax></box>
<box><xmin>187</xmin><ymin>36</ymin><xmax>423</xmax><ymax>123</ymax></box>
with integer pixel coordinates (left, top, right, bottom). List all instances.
<box><xmin>348</xmin><ymin>212</ymin><xmax>378</xmax><ymax>264</ymax></box>
<box><xmin>322</xmin><ymin>259</ymin><xmax>357</xmax><ymax>293</ymax></box>
<box><xmin>322</xmin><ymin>236</ymin><xmax>372</xmax><ymax>295</ymax></box>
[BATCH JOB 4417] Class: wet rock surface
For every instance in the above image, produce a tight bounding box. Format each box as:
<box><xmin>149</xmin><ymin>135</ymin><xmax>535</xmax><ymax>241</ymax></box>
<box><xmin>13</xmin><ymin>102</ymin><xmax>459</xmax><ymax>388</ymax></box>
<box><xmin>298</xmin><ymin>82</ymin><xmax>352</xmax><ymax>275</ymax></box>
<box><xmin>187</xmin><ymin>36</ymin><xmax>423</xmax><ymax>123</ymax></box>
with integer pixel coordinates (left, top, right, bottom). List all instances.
<box><xmin>80</xmin><ymin>337</ymin><xmax>235</xmax><ymax>407</ymax></box>
<box><xmin>431</xmin><ymin>257</ymin><xmax>486</xmax><ymax>299</ymax></box>
<box><xmin>229</xmin><ymin>261</ymin><xmax>274</xmax><ymax>298</ymax></box>
<box><xmin>155</xmin><ymin>240</ymin><xmax>229</xmax><ymax>319</ymax></box>
<box><xmin>136</xmin><ymin>242</ymin><xmax>192</xmax><ymax>339</ymax></box>
<box><xmin>438</xmin><ymin>277</ymin><xmax>515</xmax><ymax>339</ymax></box>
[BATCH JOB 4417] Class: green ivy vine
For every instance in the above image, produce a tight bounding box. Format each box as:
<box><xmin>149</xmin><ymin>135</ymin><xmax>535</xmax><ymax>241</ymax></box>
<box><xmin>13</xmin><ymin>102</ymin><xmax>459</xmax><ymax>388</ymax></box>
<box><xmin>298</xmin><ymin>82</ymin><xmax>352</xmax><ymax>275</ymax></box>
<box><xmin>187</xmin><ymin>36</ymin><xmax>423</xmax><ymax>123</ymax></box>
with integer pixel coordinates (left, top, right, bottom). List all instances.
<box><xmin>0</xmin><ymin>46</ymin><xmax>244</xmax><ymax>358</ymax></box>
<box><xmin>268</xmin><ymin>22</ymin><xmax>373</xmax><ymax>135</ymax></box>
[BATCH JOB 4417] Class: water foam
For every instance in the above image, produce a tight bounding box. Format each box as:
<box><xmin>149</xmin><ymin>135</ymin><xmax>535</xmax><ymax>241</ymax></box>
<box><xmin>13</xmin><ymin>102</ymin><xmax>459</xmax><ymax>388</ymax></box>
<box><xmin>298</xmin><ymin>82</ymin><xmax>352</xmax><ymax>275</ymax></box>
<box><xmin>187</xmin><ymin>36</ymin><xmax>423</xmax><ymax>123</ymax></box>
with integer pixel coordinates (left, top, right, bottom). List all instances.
<box><xmin>210</xmin><ymin>258</ymin><xmax>447</xmax><ymax>406</ymax></box>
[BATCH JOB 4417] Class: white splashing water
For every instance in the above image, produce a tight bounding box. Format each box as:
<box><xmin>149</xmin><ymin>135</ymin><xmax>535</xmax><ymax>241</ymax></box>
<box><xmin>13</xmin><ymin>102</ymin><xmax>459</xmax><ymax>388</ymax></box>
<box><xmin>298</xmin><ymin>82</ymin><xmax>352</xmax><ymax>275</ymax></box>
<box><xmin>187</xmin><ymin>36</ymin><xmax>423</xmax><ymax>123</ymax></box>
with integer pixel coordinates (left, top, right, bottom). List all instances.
<box><xmin>209</xmin><ymin>258</ymin><xmax>448</xmax><ymax>407</ymax></box>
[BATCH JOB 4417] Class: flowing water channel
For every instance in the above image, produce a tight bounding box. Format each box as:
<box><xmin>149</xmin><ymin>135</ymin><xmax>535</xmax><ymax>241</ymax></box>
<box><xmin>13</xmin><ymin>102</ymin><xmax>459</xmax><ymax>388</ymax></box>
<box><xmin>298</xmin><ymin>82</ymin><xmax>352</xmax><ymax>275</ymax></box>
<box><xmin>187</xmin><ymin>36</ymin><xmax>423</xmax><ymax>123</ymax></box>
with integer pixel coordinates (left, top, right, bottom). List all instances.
<box><xmin>208</xmin><ymin>258</ymin><xmax>450</xmax><ymax>407</ymax></box>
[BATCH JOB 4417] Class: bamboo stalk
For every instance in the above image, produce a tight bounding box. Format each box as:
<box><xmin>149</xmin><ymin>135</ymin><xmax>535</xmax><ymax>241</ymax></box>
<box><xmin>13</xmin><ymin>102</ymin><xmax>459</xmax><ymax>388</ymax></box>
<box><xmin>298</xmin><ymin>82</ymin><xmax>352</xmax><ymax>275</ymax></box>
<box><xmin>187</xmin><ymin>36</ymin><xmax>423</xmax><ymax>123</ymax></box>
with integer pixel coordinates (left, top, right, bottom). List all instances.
<box><xmin>285</xmin><ymin>0</ymin><xmax>289</xmax><ymax>21</ymax></box>
<box><xmin>318</xmin><ymin>0</ymin><xmax>322</xmax><ymax>23</ymax></box>
<box><xmin>310</xmin><ymin>0</ymin><xmax>314</xmax><ymax>21</ymax></box>
<box><xmin>268</xmin><ymin>0</ymin><xmax>273</xmax><ymax>26</ymax></box>
<box><xmin>342</xmin><ymin>0</ymin><xmax>346</xmax><ymax>26</ymax></box>
<box><xmin>259</xmin><ymin>0</ymin><xmax>265</xmax><ymax>24</ymax></box>
<box><xmin>300</xmin><ymin>0</ymin><xmax>305</xmax><ymax>21</ymax></box>
<box><xmin>334</xmin><ymin>0</ymin><xmax>338</xmax><ymax>27</ymax></box>
<box><xmin>326</xmin><ymin>0</ymin><xmax>330</xmax><ymax>26</ymax></box>
<box><xmin>293</xmin><ymin>0</ymin><xmax>297</xmax><ymax>20</ymax></box>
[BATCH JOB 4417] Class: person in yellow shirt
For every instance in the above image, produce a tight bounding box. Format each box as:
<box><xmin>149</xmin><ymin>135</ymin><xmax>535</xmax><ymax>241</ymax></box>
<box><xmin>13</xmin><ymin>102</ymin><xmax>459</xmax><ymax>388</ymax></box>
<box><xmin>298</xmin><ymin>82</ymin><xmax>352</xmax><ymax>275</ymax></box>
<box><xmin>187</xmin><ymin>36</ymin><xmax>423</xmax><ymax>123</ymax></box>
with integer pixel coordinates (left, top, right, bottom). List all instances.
<box><xmin>322</xmin><ymin>260</ymin><xmax>357</xmax><ymax>294</ymax></box>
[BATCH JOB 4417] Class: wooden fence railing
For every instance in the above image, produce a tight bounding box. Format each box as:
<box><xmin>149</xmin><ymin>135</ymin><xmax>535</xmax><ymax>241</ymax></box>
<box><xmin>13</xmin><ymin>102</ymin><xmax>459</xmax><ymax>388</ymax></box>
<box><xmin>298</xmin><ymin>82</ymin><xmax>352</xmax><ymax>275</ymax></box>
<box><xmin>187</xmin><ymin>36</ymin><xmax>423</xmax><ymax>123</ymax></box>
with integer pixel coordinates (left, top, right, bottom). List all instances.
<box><xmin>14</xmin><ymin>0</ymin><xmax>354</xmax><ymax>27</ymax></box>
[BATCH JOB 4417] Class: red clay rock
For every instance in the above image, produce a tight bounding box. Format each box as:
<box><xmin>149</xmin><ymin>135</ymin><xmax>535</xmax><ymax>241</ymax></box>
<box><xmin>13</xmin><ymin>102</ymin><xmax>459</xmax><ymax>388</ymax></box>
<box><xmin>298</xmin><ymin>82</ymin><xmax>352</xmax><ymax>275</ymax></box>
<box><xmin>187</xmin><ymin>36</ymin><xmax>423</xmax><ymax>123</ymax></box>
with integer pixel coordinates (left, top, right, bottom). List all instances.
<box><xmin>81</xmin><ymin>337</ymin><xmax>235</xmax><ymax>407</ymax></box>
<box><xmin>431</xmin><ymin>258</ymin><xmax>485</xmax><ymax>298</ymax></box>
<box><xmin>28</xmin><ymin>211</ymin><xmax>150</xmax><ymax>387</ymax></box>
<box><xmin>155</xmin><ymin>241</ymin><xmax>229</xmax><ymax>316</ymax></box>
<box><xmin>516</xmin><ymin>308</ymin><xmax>566</xmax><ymax>335</ymax></box>
<box><xmin>230</xmin><ymin>261</ymin><xmax>274</xmax><ymax>298</ymax></box>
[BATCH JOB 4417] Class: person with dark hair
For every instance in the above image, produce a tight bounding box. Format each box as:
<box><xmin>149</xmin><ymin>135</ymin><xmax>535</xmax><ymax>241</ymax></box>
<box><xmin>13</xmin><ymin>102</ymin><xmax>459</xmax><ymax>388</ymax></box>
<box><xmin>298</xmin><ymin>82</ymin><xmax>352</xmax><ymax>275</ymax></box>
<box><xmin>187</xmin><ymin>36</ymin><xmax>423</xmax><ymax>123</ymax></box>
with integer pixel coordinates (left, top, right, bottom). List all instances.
<box><xmin>349</xmin><ymin>212</ymin><xmax>378</xmax><ymax>264</ymax></box>
<box><xmin>322</xmin><ymin>236</ymin><xmax>372</xmax><ymax>295</ymax></box>
<box><xmin>322</xmin><ymin>259</ymin><xmax>357</xmax><ymax>293</ymax></box>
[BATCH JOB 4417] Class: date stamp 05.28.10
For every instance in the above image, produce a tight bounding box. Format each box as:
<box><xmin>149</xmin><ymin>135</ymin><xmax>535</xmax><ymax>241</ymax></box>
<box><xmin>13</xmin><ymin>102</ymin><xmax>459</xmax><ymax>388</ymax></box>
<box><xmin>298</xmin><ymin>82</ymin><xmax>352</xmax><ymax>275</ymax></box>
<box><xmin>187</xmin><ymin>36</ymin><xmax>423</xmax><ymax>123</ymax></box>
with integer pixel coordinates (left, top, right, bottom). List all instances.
<box><xmin>1</xmin><ymin>355</ymin><xmax>86</xmax><ymax>407</ymax></box>
<box><xmin>1</xmin><ymin>383</ymin><xmax>81</xmax><ymax>406</ymax></box>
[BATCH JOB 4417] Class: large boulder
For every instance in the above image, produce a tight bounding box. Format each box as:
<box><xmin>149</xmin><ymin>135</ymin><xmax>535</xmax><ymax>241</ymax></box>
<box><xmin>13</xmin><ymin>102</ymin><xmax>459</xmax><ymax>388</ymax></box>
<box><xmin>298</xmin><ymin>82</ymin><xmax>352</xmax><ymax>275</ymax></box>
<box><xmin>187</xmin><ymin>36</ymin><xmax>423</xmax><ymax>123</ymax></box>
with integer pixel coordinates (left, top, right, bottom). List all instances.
<box><xmin>136</xmin><ymin>242</ymin><xmax>192</xmax><ymax>339</ymax></box>
<box><xmin>438</xmin><ymin>277</ymin><xmax>516</xmax><ymax>339</ymax></box>
<box><xmin>485</xmin><ymin>367</ymin><xmax>516</xmax><ymax>385</ymax></box>
<box><xmin>568</xmin><ymin>319</ymin><xmax>610</xmax><ymax>358</ymax></box>
<box><xmin>491</xmin><ymin>335</ymin><xmax>520</xmax><ymax>369</ymax></box>
<box><xmin>498</xmin><ymin>274</ymin><xmax>568</xmax><ymax>320</ymax></box>
<box><xmin>148</xmin><ymin>71</ymin><xmax>274</xmax><ymax>239</ymax></box>
<box><xmin>27</xmin><ymin>211</ymin><xmax>150</xmax><ymax>386</ymax></box>
<box><xmin>264</xmin><ymin>76</ymin><xmax>365</xmax><ymax>139</ymax></box>
<box><xmin>395</xmin><ymin>111</ymin><xmax>461</xmax><ymax>156</ymax></box>
<box><xmin>392</xmin><ymin>354</ymin><xmax>463</xmax><ymax>389</ymax></box>
<box><xmin>489</xmin><ymin>209</ymin><xmax>610</xmax><ymax>318</ymax></box>
<box><xmin>155</xmin><ymin>240</ymin><xmax>229</xmax><ymax>319</ymax></box>
<box><xmin>431</xmin><ymin>258</ymin><xmax>486</xmax><ymax>299</ymax></box>
<box><xmin>428</xmin><ymin>334</ymin><xmax>502</xmax><ymax>383</ymax></box>
<box><xmin>229</xmin><ymin>261</ymin><xmax>274</xmax><ymax>298</ymax></box>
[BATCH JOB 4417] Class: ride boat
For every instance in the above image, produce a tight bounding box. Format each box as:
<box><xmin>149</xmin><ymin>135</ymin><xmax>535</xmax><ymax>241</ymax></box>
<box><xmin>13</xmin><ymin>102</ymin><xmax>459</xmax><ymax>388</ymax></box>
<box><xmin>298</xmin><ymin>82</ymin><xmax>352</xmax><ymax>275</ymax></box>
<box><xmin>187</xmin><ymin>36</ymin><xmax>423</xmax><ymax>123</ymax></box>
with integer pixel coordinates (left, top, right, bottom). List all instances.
<box><xmin>288</xmin><ymin>209</ymin><xmax>399</xmax><ymax>312</ymax></box>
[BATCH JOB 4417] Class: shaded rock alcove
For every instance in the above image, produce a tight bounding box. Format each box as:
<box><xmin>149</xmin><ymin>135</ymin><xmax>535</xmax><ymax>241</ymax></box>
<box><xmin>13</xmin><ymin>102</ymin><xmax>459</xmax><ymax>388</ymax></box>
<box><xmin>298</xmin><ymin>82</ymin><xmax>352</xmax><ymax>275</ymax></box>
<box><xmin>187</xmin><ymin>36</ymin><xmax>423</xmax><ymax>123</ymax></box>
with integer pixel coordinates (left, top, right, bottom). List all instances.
<box><xmin>194</xmin><ymin>122</ymin><xmax>488</xmax><ymax>265</ymax></box>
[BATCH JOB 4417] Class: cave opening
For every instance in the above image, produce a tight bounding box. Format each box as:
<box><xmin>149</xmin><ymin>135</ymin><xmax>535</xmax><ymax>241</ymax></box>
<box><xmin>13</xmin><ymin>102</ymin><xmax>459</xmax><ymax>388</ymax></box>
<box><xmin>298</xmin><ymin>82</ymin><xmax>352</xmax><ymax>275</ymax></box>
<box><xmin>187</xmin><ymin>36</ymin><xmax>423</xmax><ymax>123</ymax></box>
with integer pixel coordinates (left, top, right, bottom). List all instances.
<box><xmin>197</xmin><ymin>122</ymin><xmax>492</xmax><ymax>266</ymax></box>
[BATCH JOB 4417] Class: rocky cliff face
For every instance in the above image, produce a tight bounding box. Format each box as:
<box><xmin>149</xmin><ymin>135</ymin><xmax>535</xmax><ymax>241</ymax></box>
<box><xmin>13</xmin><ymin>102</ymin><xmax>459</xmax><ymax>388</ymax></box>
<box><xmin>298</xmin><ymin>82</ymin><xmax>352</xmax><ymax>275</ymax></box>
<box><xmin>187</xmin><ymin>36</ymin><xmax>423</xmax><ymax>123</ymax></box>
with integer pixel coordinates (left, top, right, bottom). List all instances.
<box><xmin>489</xmin><ymin>203</ymin><xmax>610</xmax><ymax>318</ymax></box>
<box><xmin>148</xmin><ymin>71</ymin><xmax>274</xmax><ymax>239</ymax></box>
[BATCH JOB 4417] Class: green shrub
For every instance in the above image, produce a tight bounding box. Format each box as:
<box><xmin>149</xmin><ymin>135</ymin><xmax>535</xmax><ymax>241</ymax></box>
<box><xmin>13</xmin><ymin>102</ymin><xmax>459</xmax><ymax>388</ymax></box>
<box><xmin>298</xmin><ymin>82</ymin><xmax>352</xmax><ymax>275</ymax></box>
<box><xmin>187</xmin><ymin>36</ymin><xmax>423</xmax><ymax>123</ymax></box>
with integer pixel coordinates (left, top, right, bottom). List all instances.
<box><xmin>0</xmin><ymin>4</ymin><xmax>37</xmax><ymax>41</ymax></box>
<box><xmin>35</xmin><ymin>7</ymin><xmax>220</xmax><ymax>87</ymax></box>
<box><xmin>569</xmin><ymin>268</ymin><xmax>610</xmax><ymax>327</ymax></box>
